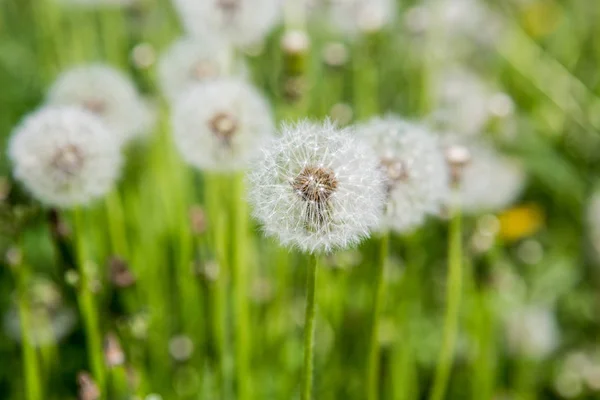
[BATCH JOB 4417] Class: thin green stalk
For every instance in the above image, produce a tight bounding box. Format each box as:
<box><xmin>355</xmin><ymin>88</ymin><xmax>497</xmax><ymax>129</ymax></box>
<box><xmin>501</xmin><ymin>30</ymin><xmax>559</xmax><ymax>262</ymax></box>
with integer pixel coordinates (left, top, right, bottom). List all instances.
<box><xmin>73</xmin><ymin>208</ymin><xmax>107</xmax><ymax>393</ymax></box>
<box><xmin>367</xmin><ymin>232</ymin><xmax>389</xmax><ymax>400</ymax></box>
<box><xmin>105</xmin><ymin>191</ymin><xmax>129</xmax><ymax>258</ymax></box>
<box><xmin>301</xmin><ymin>254</ymin><xmax>319</xmax><ymax>400</ymax></box>
<box><xmin>429</xmin><ymin>204</ymin><xmax>463</xmax><ymax>400</ymax></box>
<box><xmin>231</xmin><ymin>173</ymin><xmax>251</xmax><ymax>400</ymax></box>
<box><xmin>206</xmin><ymin>174</ymin><xmax>231</xmax><ymax>399</ymax></box>
<box><xmin>14</xmin><ymin>252</ymin><xmax>43</xmax><ymax>400</ymax></box>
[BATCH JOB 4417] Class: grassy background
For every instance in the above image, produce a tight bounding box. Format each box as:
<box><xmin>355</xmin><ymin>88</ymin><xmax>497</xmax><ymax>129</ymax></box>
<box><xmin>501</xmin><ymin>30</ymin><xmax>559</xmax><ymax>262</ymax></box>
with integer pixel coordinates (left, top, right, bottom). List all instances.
<box><xmin>1</xmin><ymin>0</ymin><xmax>600</xmax><ymax>399</ymax></box>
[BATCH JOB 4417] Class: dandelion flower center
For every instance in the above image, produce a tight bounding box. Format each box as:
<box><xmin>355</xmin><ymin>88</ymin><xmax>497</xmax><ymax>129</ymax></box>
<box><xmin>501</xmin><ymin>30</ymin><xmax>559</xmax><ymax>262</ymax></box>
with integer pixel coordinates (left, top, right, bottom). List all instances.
<box><xmin>82</xmin><ymin>98</ymin><xmax>107</xmax><ymax>115</ymax></box>
<box><xmin>51</xmin><ymin>144</ymin><xmax>85</xmax><ymax>179</ymax></box>
<box><xmin>209</xmin><ymin>112</ymin><xmax>238</xmax><ymax>144</ymax></box>
<box><xmin>217</xmin><ymin>0</ymin><xmax>239</xmax><ymax>13</ymax></box>
<box><xmin>292</xmin><ymin>165</ymin><xmax>338</xmax><ymax>204</ymax></box>
<box><xmin>190</xmin><ymin>61</ymin><xmax>218</xmax><ymax>80</ymax></box>
<box><xmin>380</xmin><ymin>157</ymin><xmax>409</xmax><ymax>191</ymax></box>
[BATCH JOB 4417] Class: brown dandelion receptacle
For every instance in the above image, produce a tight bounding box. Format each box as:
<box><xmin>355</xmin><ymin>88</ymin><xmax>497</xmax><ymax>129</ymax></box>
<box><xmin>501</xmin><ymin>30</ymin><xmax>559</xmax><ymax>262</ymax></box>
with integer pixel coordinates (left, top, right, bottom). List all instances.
<box><xmin>217</xmin><ymin>0</ymin><xmax>239</xmax><ymax>13</ymax></box>
<box><xmin>292</xmin><ymin>165</ymin><xmax>339</xmax><ymax>231</ymax></box>
<box><xmin>293</xmin><ymin>165</ymin><xmax>338</xmax><ymax>203</ymax></box>
<box><xmin>51</xmin><ymin>144</ymin><xmax>85</xmax><ymax>180</ymax></box>
<box><xmin>209</xmin><ymin>112</ymin><xmax>238</xmax><ymax>145</ymax></box>
<box><xmin>380</xmin><ymin>157</ymin><xmax>409</xmax><ymax>193</ymax></box>
<box><xmin>82</xmin><ymin>98</ymin><xmax>107</xmax><ymax>115</ymax></box>
<box><xmin>445</xmin><ymin>144</ymin><xmax>472</xmax><ymax>186</ymax></box>
<box><xmin>190</xmin><ymin>61</ymin><xmax>219</xmax><ymax>80</ymax></box>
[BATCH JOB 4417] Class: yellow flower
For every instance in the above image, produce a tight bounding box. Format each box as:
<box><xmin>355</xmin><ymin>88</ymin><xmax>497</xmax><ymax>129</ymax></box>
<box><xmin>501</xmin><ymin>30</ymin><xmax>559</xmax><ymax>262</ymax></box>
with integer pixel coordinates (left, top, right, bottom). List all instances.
<box><xmin>498</xmin><ymin>204</ymin><xmax>544</xmax><ymax>242</ymax></box>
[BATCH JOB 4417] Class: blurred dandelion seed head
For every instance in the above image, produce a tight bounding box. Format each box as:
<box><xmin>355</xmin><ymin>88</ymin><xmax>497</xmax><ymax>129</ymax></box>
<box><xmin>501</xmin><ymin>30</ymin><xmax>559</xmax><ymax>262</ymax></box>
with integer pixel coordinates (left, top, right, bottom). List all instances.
<box><xmin>4</xmin><ymin>277</ymin><xmax>76</xmax><ymax>347</ymax></box>
<box><xmin>445</xmin><ymin>139</ymin><xmax>526</xmax><ymax>214</ymax></box>
<box><xmin>281</xmin><ymin>30</ymin><xmax>311</xmax><ymax>55</ymax></box>
<box><xmin>172</xmin><ymin>78</ymin><xmax>274</xmax><ymax>172</ymax></box>
<box><xmin>505</xmin><ymin>305</ymin><xmax>559</xmax><ymax>360</ymax></box>
<box><xmin>328</xmin><ymin>0</ymin><xmax>396</xmax><ymax>37</ymax></box>
<box><xmin>172</xmin><ymin>0</ymin><xmax>282</xmax><ymax>48</ymax></box>
<box><xmin>356</xmin><ymin>116</ymin><xmax>449</xmax><ymax>233</ymax></box>
<box><xmin>46</xmin><ymin>64</ymin><xmax>155</xmax><ymax>145</ymax></box>
<box><xmin>248</xmin><ymin>120</ymin><xmax>385</xmax><ymax>253</ymax></box>
<box><xmin>158</xmin><ymin>37</ymin><xmax>249</xmax><ymax>103</ymax></box>
<box><xmin>8</xmin><ymin>107</ymin><xmax>123</xmax><ymax>208</ymax></box>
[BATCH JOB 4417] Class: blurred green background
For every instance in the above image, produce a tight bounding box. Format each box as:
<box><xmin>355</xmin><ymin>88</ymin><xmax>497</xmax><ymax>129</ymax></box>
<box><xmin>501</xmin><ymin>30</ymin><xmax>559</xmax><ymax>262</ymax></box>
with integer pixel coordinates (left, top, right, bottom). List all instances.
<box><xmin>1</xmin><ymin>0</ymin><xmax>600</xmax><ymax>399</ymax></box>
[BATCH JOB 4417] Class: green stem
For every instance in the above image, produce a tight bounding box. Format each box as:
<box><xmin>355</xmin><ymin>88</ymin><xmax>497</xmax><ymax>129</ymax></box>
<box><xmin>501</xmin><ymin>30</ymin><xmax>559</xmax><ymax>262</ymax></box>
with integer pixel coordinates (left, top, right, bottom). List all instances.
<box><xmin>73</xmin><ymin>208</ymin><xmax>107</xmax><ymax>394</ymax></box>
<box><xmin>105</xmin><ymin>191</ymin><xmax>129</xmax><ymax>258</ymax></box>
<box><xmin>206</xmin><ymin>174</ymin><xmax>231</xmax><ymax>398</ymax></box>
<box><xmin>231</xmin><ymin>173</ymin><xmax>251</xmax><ymax>400</ymax></box>
<box><xmin>429</xmin><ymin>204</ymin><xmax>463</xmax><ymax>400</ymax></box>
<box><xmin>367</xmin><ymin>233</ymin><xmax>389</xmax><ymax>400</ymax></box>
<box><xmin>15</xmin><ymin>255</ymin><xmax>43</xmax><ymax>400</ymax></box>
<box><xmin>301</xmin><ymin>254</ymin><xmax>319</xmax><ymax>400</ymax></box>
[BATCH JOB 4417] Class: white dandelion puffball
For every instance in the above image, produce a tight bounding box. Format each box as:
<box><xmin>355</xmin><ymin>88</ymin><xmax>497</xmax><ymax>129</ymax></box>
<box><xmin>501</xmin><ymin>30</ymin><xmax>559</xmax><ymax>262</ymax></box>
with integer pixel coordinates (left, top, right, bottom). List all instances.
<box><xmin>356</xmin><ymin>116</ymin><xmax>449</xmax><ymax>233</ymax></box>
<box><xmin>248</xmin><ymin>120</ymin><xmax>386</xmax><ymax>253</ymax></box>
<box><xmin>46</xmin><ymin>64</ymin><xmax>154</xmax><ymax>145</ymax></box>
<box><xmin>505</xmin><ymin>305</ymin><xmax>559</xmax><ymax>360</ymax></box>
<box><xmin>158</xmin><ymin>36</ymin><xmax>249</xmax><ymax>104</ymax></box>
<box><xmin>172</xmin><ymin>78</ymin><xmax>274</xmax><ymax>172</ymax></box>
<box><xmin>4</xmin><ymin>277</ymin><xmax>76</xmax><ymax>347</ymax></box>
<box><xmin>328</xmin><ymin>0</ymin><xmax>396</xmax><ymax>37</ymax></box>
<box><xmin>452</xmin><ymin>140</ymin><xmax>526</xmax><ymax>213</ymax></box>
<box><xmin>8</xmin><ymin>107</ymin><xmax>123</xmax><ymax>208</ymax></box>
<box><xmin>172</xmin><ymin>0</ymin><xmax>282</xmax><ymax>48</ymax></box>
<box><xmin>430</xmin><ymin>68</ymin><xmax>493</xmax><ymax>137</ymax></box>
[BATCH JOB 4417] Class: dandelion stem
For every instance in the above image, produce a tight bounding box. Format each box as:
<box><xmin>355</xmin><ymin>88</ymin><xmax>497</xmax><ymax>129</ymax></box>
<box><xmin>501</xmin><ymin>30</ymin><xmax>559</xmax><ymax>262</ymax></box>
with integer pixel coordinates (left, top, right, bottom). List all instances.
<box><xmin>73</xmin><ymin>208</ymin><xmax>107</xmax><ymax>393</ymax></box>
<box><xmin>14</xmin><ymin>251</ymin><xmax>43</xmax><ymax>400</ymax></box>
<box><xmin>367</xmin><ymin>232</ymin><xmax>389</xmax><ymax>400</ymax></box>
<box><xmin>206</xmin><ymin>174</ymin><xmax>231</xmax><ymax>398</ymax></box>
<box><xmin>301</xmin><ymin>254</ymin><xmax>319</xmax><ymax>400</ymax></box>
<box><xmin>231</xmin><ymin>173</ymin><xmax>251</xmax><ymax>400</ymax></box>
<box><xmin>429</xmin><ymin>203</ymin><xmax>463</xmax><ymax>400</ymax></box>
<box><xmin>105</xmin><ymin>190</ymin><xmax>129</xmax><ymax>258</ymax></box>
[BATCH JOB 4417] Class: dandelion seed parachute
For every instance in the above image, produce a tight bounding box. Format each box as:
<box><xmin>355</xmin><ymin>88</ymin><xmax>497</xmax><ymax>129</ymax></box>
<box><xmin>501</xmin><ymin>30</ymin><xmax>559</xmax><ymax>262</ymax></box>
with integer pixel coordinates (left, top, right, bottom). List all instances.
<box><xmin>355</xmin><ymin>116</ymin><xmax>449</xmax><ymax>233</ymax></box>
<box><xmin>248</xmin><ymin>120</ymin><xmax>386</xmax><ymax>253</ymax></box>
<box><xmin>46</xmin><ymin>64</ymin><xmax>155</xmax><ymax>145</ymax></box>
<box><xmin>158</xmin><ymin>36</ymin><xmax>249</xmax><ymax>104</ymax></box>
<box><xmin>172</xmin><ymin>78</ymin><xmax>274</xmax><ymax>172</ymax></box>
<box><xmin>8</xmin><ymin>107</ymin><xmax>123</xmax><ymax>208</ymax></box>
<box><xmin>172</xmin><ymin>0</ymin><xmax>282</xmax><ymax>48</ymax></box>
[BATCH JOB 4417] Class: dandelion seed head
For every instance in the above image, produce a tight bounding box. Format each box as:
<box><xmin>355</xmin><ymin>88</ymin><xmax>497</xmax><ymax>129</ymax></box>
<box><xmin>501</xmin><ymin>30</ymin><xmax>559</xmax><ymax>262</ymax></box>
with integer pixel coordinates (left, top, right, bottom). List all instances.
<box><xmin>447</xmin><ymin>139</ymin><xmax>526</xmax><ymax>213</ymax></box>
<box><xmin>356</xmin><ymin>116</ymin><xmax>449</xmax><ymax>233</ymax></box>
<box><xmin>281</xmin><ymin>30</ymin><xmax>311</xmax><ymax>54</ymax></box>
<box><xmin>46</xmin><ymin>64</ymin><xmax>155</xmax><ymax>145</ymax></box>
<box><xmin>172</xmin><ymin>78</ymin><xmax>274</xmax><ymax>172</ymax></box>
<box><xmin>248</xmin><ymin>120</ymin><xmax>385</xmax><ymax>253</ymax></box>
<box><xmin>3</xmin><ymin>276</ymin><xmax>76</xmax><ymax>347</ymax></box>
<box><xmin>505</xmin><ymin>305</ymin><xmax>559</xmax><ymax>360</ymax></box>
<box><xmin>172</xmin><ymin>0</ymin><xmax>282</xmax><ymax>48</ymax></box>
<box><xmin>8</xmin><ymin>107</ymin><xmax>123</xmax><ymax>208</ymax></box>
<box><xmin>430</xmin><ymin>68</ymin><xmax>495</xmax><ymax>136</ymax></box>
<box><xmin>328</xmin><ymin>0</ymin><xmax>396</xmax><ymax>37</ymax></box>
<box><xmin>157</xmin><ymin>36</ymin><xmax>249</xmax><ymax>103</ymax></box>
